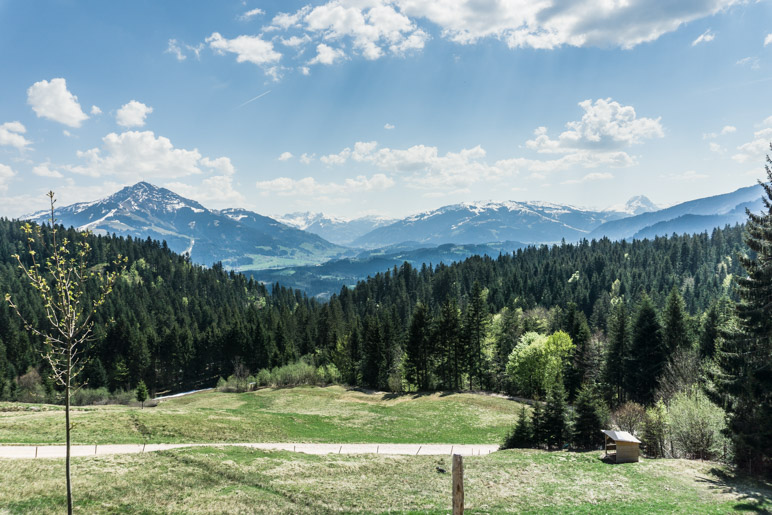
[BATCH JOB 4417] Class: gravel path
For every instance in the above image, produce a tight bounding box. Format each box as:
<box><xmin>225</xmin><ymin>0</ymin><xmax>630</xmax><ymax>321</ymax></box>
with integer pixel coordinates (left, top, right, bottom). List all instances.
<box><xmin>0</xmin><ymin>443</ymin><xmax>499</xmax><ymax>459</ymax></box>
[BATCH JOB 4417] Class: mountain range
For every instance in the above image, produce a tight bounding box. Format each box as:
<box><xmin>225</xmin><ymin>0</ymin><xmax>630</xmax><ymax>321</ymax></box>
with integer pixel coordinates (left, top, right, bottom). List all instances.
<box><xmin>21</xmin><ymin>182</ymin><xmax>765</xmax><ymax>284</ymax></box>
<box><xmin>25</xmin><ymin>182</ymin><xmax>348</xmax><ymax>268</ymax></box>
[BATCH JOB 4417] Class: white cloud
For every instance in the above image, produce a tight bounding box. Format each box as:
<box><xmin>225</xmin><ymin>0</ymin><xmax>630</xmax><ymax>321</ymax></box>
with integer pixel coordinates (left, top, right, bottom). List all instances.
<box><xmin>0</xmin><ymin>121</ymin><xmax>31</xmax><ymax>150</ymax></box>
<box><xmin>733</xmin><ymin>127</ymin><xmax>772</xmax><ymax>163</ymax></box>
<box><xmin>736</xmin><ymin>56</ymin><xmax>760</xmax><ymax>70</ymax></box>
<box><xmin>239</xmin><ymin>8</ymin><xmax>264</xmax><ymax>21</ymax></box>
<box><xmin>398</xmin><ymin>0</ymin><xmax>739</xmax><ymax>50</ymax></box>
<box><xmin>63</xmin><ymin>130</ymin><xmax>73</xmax><ymax>138</ymax></box>
<box><xmin>206</xmin><ymin>32</ymin><xmax>281</xmax><ymax>67</ymax></box>
<box><xmin>299</xmin><ymin>153</ymin><xmax>314</xmax><ymax>164</ymax></box>
<box><xmin>525</xmin><ymin>99</ymin><xmax>663</xmax><ymax>154</ymax></box>
<box><xmin>281</xmin><ymin>35</ymin><xmax>312</xmax><ymax>47</ymax></box>
<box><xmin>721</xmin><ymin>125</ymin><xmax>736</xmax><ymax>135</ymax></box>
<box><xmin>384</xmin><ymin>123</ymin><xmax>395</xmax><ymax>130</ymax></box>
<box><xmin>300</xmin><ymin>66</ymin><xmax>311</xmax><ymax>75</ymax></box>
<box><xmin>765</xmin><ymin>34</ymin><xmax>772</xmax><ymax>46</ymax></box>
<box><xmin>166</xmin><ymin>39</ymin><xmax>186</xmax><ymax>61</ymax></box>
<box><xmin>32</xmin><ymin>163</ymin><xmax>63</xmax><ymax>178</ymax></box>
<box><xmin>0</xmin><ymin>163</ymin><xmax>16</xmax><ymax>191</ymax></box>
<box><xmin>278</xmin><ymin>151</ymin><xmax>294</xmax><ymax>161</ymax></box>
<box><xmin>68</xmin><ymin>130</ymin><xmax>224</xmax><ymax>180</ymax></box>
<box><xmin>90</xmin><ymin>105</ymin><xmax>102</xmax><ymax>115</ymax></box>
<box><xmin>561</xmin><ymin>172</ymin><xmax>613</xmax><ymax>185</ymax></box>
<box><xmin>256</xmin><ymin>173</ymin><xmax>394</xmax><ymax>197</ymax></box>
<box><xmin>692</xmin><ymin>29</ymin><xmax>714</xmax><ymax>46</ymax></box>
<box><xmin>308</xmin><ymin>43</ymin><xmax>346</xmax><ymax>65</ymax></box>
<box><xmin>116</xmin><ymin>100</ymin><xmax>153</xmax><ymax>128</ymax></box>
<box><xmin>27</xmin><ymin>78</ymin><xmax>89</xmax><ymax>128</ymax></box>
<box><xmin>165</xmin><ymin>174</ymin><xmax>245</xmax><ymax>209</ymax></box>
<box><xmin>709</xmin><ymin>142</ymin><xmax>724</xmax><ymax>153</ymax></box>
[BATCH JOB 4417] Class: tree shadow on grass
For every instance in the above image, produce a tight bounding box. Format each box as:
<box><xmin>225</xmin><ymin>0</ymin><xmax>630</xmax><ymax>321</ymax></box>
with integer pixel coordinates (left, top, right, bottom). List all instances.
<box><xmin>696</xmin><ymin>467</ymin><xmax>772</xmax><ymax>513</ymax></box>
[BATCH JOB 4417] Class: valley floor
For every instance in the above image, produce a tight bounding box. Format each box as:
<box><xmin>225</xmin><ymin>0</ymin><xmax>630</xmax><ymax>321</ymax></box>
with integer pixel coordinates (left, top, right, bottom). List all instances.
<box><xmin>2</xmin><ymin>446</ymin><xmax>770</xmax><ymax>514</ymax></box>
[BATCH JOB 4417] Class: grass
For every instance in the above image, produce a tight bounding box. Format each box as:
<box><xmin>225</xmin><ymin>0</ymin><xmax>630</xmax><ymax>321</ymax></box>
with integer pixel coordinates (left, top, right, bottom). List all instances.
<box><xmin>0</xmin><ymin>385</ymin><xmax>523</xmax><ymax>445</ymax></box>
<box><xmin>1</xmin><ymin>446</ymin><xmax>770</xmax><ymax>513</ymax></box>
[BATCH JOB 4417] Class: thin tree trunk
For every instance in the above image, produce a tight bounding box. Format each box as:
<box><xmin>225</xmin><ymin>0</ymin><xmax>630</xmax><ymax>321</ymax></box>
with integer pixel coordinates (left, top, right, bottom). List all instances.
<box><xmin>66</xmin><ymin>345</ymin><xmax>73</xmax><ymax>515</ymax></box>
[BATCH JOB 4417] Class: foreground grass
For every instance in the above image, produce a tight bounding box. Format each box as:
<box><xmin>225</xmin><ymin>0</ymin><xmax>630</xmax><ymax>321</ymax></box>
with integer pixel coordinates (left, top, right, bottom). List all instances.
<box><xmin>1</xmin><ymin>447</ymin><xmax>770</xmax><ymax>514</ymax></box>
<box><xmin>0</xmin><ymin>386</ymin><xmax>522</xmax><ymax>444</ymax></box>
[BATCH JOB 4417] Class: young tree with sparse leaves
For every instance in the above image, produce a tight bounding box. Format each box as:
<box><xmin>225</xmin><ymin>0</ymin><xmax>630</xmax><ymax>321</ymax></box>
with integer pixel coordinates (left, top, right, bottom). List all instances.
<box><xmin>5</xmin><ymin>192</ymin><xmax>125</xmax><ymax>515</ymax></box>
<box><xmin>136</xmin><ymin>380</ymin><xmax>148</xmax><ymax>409</ymax></box>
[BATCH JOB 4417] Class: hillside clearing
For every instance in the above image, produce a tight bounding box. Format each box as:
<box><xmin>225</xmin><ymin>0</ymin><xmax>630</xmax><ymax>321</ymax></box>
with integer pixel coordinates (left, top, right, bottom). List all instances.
<box><xmin>1</xmin><ymin>447</ymin><xmax>769</xmax><ymax>514</ymax></box>
<box><xmin>0</xmin><ymin>386</ymin><xmax>524</xmax><ymax>445</ymax></box>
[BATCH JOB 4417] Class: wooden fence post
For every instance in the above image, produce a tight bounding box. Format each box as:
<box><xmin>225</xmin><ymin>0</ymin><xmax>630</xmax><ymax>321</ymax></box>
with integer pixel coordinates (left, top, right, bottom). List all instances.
<box><xmin>452</xmin><ymin>454</ymin><xmax>464</xmax><ymax>515</ymax></box>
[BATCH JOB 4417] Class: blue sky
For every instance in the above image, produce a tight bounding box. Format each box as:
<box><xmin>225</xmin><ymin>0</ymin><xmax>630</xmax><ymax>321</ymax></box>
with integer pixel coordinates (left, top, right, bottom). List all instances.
<box><xmin>0</xmin><ymin>0</ymin><xmax>770</xmax><ymax>219</ymax></box>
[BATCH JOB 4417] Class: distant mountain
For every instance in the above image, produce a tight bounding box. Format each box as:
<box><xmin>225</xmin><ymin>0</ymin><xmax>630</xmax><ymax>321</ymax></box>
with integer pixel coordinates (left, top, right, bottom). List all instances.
<box><xmin>273</xmin><ymin>212</ymin><xmax>396</xmax><ymax>245</ymax></box>
<box><xmin>246</xmin><ymin>240</ymin><xmax>526</xmax><ymax>298</ymax></box>
<box><xmin>351</xmin><ymin>200</ymin><xmax>628</xmax><ymax>249</ymax></box>
<box><xmin>606</xmin><ymin>195</ymin><xmax>660</xmax><ymax>216</ymax></box>
<box><xmin>590</xmin><ymin>185</ymin><xmax>764</xmax><ymax>241</ymax></box>
<box><xmin>25</xmin><ymin>182</ymin><xmax>347</xmax><ymax>269</ymax></box>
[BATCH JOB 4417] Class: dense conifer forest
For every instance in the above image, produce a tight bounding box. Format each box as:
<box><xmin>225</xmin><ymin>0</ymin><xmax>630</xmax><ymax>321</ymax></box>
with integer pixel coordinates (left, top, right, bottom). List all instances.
<box><xmin>0</xmin><ymin>217</ymin><xmax>745</xmax><ymax>397</ymax></box>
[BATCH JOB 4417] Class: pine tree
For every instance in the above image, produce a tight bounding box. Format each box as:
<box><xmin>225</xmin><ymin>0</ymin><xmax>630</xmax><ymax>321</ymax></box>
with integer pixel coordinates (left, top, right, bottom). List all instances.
<box><xmin>710</xmin><ymin>148</ymin><xmax>772</xmax><ymax>475</ymax></box>
<box><xmin>464</xmin><ymin>282</ymin><xmax>489</xmax><ymax>390</ymax></box>
<box><xmin>628</xmin><ymin>294</ymin><xmax>666</xmax><ymax>405</ymax></box>
<box><xmin>531</xmin><ymin>401</ymin><xmax>547</xmax><ymax>449</ymax></box>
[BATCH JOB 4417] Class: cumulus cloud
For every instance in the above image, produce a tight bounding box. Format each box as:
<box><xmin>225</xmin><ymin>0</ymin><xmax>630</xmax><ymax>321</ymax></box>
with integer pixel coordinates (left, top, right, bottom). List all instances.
<box><xmin>27</xmin><ymin>78</ymin><xmax>89</xmax><ymax>128</ymax></box>
<box><xmin>733</xmin><ymin>126</ymin><xmax>772</xmax><ymax>163</ymax></box>
<box><xmin>116</xmin><ymin>100</ymin><xmax>153</xmax><ymax>128</ymax></box>
<box><xmin>90</xmin><ymin>105</ymin><xmax>102</xmax><ymax>115</ymax></box>
<box><xmin>0</xmin><ymin>163</ymin><xmax>15</xmax><ymax>191</ymax></box>
<box><xmin>709</xmin><ymin>142</ymin><xmax>725</xmax><ymax>153</ymax></box>
<box><xmin>278</xmin><ymin>151</ymin><xmax>294</xmax><ymax>161</ymax></box>
<box><xmin>68</xmin><ymin>130</ymin><xmax>227</xmax><ymax>180</ymax></box>
<box><xmin>256</xmin><ymin>173</ymin><xmax>394</xmax><ymax>197</ymax></box>
<box><xmin>384</xmin><ymin>123</ymin><xmax>395</xmax><ymax>130</ymax></box>
<box><xmin>0</xmin><ymin>121</ymin><xmax>31</xmax><ymax>150</ymax></box>
<box><xmin>308</xmin><ymin>43</ymin><xmax>346</xmax><ymax>65</ymax></box>
<box><xmin>525</xmin><ymin>99</ymin><xmax>663</xmax><ymax>154</ymax></box>
<box><xmin>721</xmin><ymin>125</ymin><xmax>737</xmax><ymax>135</ymax></box>
<box><xmin>692</xmin><ymin>29</ymin><xmax>714</xmax><ymax>46</ymax></box>
<box><xmin>165</xmin><ymin>174</ymin><xmax>245</xmax><ymax>208</ymax></box>
<box><xmin>206</xmin><ymin>32</ymin><xmax>281</xmax><ymax>67</ymax></box>
<box><xmin>299</xmin><ymin>153</ymin><xmax>314</xmax><ymax>164</ymax></box>
<box><xmin>765</xmin><ymin>34</ymin><xmax>772</xmax><ymax>46</ymax></box>
<box><xmin>32</xmin><ymin>163</ymin><xmax>63</xmax><ymax>178</ymax></box>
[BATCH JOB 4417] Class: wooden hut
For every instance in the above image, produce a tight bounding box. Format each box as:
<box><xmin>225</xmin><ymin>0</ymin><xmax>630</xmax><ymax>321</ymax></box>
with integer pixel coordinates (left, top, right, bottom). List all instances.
<box><xmin>601</xmin><ymin>430</ymin><xmax>640</xmax><ymax>463</ymax></box>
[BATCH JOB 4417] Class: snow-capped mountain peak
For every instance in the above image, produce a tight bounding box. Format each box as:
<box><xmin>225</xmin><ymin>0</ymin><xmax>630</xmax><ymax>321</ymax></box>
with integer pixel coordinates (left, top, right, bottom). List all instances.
<box><xmin>605</xmin><ymin>195</ymin><xmax>660</xmax><ymax>216</ymax></box>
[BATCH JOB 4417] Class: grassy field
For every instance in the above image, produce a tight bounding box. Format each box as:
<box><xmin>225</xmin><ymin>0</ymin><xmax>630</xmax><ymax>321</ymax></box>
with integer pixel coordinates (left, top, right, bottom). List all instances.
<box><xmin>0</xmin><ymin>386</ymin><xmax>523</xmax><ymax>445</ymax></box>
<box><xmin>1</xmin><ymin>446</ymin><xmax>770</xmax><ymax>513</ymax></box>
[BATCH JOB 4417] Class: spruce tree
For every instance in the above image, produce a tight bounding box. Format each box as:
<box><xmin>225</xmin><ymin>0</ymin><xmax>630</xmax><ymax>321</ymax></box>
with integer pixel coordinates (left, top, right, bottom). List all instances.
<box><xmin>710</xmin><ymin>148</ymin><xmax>772</xmax><ymax>475</ymax></box>
<box><xmin>663</xmin><ymin>287</ymin><xmax>690</xmax><ymax>354</ymax></box>
<box><xmin>405</xmin><ymin>303</ymin><xmax>433</xmax><ymax>391</ymax></box>
<box><xmin>604</xmin><ymin>301</ymin><xmax>629</xmax><ymax>406</ymax></box>
<box><xmin>543</xmin><ymin>378</ymin><xmax>569</xmax><ymax>450</ymax></box>
<box><xmin>572</xmin><ymin>385</ymin><xmax>606</xmax><ymax>449</ymax></box>
<box><xmin>531</xmin><ymin>401</ymin><xmax>547</xmax><ymax>449</ymax></box>
<box><xmin>502</xmin><ymin>406</ymin><xmax>534</xmax><ymax>449</ymax></box>
<box><xmin>628</xmin><ymin>294</ymin><xmax>666</xmax><ymax>405</ymax></box>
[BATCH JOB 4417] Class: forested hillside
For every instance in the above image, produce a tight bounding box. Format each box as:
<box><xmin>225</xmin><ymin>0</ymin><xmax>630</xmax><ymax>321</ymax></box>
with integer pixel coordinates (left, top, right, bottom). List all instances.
<box><xmin>0</xmin><ymin>217</ymin><xmax>746</xmax><ymax>399</ymax></box>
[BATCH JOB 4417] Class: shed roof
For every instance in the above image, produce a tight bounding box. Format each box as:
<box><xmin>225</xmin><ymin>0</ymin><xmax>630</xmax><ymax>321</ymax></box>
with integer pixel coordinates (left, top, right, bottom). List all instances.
<box><xmin>601</xmin><ymin>430</ymin><xmax>641</xmax><ymax>444</ymax></box>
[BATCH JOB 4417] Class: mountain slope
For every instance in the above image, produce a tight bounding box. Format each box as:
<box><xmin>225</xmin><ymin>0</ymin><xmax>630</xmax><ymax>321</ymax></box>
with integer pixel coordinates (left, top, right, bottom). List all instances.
<box><xmin>590</xmin><ymin>185</ymin><xmax>764</xmax><ymax>241</ymax></box>
<box><xmin>25</xmin><ymin>182</ymin><xmax>347</xmax><ymax>269</ymax></box>
<box><xmin>274</xmin><ymin>212</ymin><xmax>396</xmax><ymax>245</ymax></box>
<box><xmin>352</xmin><ymin>201</ymin><xmax>627</xmax><ymax>248</ymax></box>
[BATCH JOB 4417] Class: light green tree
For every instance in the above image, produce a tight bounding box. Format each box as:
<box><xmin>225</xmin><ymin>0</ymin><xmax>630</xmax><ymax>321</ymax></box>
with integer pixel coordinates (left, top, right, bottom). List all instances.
<box><xmin>5</xmin><ymin>192</ymin><xmax>125</xmax><ymax>515</ymax></box>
